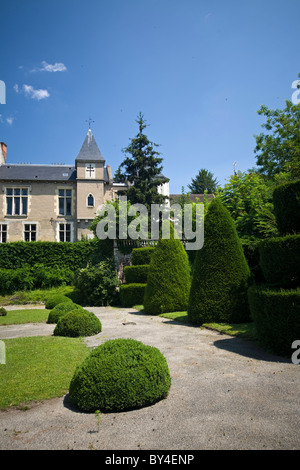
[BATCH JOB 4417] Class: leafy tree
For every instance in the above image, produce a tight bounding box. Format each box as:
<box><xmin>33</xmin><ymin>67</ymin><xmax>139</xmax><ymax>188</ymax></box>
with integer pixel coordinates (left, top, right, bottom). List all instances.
<box><xmin>116</xmin><ymin>113</ymin><xmax>168</xmax><ymax>209</ymax></box>
<box><xmin>218</xmin><ymin>170</ymin><xmax>280</xmax><ymax>239</ymax></box>
<box><xmin>187</xmin><ymin>198</ymin><xmax>251</xmax><ymax>325</ymax></box>
<box><xmin>254</xmin><ymin>91</ymin><xmax>300</xmax><ymax>179</ymax></box>
<box><xmin>188</xmin><ymin>168</ymin><xmax>219</xmax><ymax>193</ymax></box>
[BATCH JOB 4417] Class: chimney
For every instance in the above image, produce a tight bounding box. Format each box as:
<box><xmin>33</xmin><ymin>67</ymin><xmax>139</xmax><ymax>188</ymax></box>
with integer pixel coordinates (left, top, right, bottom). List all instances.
<box><xmin>0</xmin><ymin>142</ymin><xmax>7</xmax><ymax>165</ymax></box>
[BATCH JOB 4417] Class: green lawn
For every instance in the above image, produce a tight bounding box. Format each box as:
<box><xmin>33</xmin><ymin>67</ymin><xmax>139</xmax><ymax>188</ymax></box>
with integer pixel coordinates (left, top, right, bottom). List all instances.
<box><xmin>0</xmin><ymin>336</ymin><xmax>90</xmax><ymax>409</ymax></box>
<box><xmin>0</xmin><ymin>309</ymin><xmax>50</xmax><ymax>325</ymax></box>
<box><xmin>133</xmin><ymin>306</ymin><xmax>257</xmax><ymax>341</ymax></box>
<box><xmin>0</xmin><ymin>285</ymin><xmax>75</xmax><ymax>307</ymax></box>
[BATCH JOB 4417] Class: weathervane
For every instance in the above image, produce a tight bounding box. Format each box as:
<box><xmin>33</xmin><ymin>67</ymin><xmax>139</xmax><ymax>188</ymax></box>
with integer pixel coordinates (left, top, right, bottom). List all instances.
<box><xmin>86</xmin><ymin>117</ymin><xmax>95</xmax><ymax>130</ymax></box>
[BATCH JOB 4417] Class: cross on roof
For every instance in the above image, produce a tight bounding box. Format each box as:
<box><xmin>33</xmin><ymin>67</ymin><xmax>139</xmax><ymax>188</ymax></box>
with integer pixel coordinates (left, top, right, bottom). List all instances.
<box><xmin>86</xmin><ymin>117</ymin><xmax>95</xmax><ymax>129</ymax></box>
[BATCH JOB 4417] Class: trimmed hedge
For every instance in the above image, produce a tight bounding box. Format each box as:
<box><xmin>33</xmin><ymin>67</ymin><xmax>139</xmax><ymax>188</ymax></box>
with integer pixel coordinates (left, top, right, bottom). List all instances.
<box><xmin>124</xmin><ymin>264</ymin><xmax>149</xmax><ymax>284</ymax></box>
<box><xmin>0</xmin><ymin>239</ymin><xmax>113</xmax><ymax>271</ymax></box>
<box><xmin>144</xmin><ymin>222</ymin><xmax>191</xmax><ymax>315</ymax></box>
<box><xmin>259</xmin><ymin>234</ymin><xmax>300</xmax><ymax>288</ymax></box>
<box><xmin>248</xmin><ymin>286</ymin><xmax>300</xmax><ymax>357</ymax></box>
<box><xmin>53</xmin><ymin>309</ymin><xmax>102</xmax><ymax>337</ymax></box>
<box><xmin>273</xmin><ymin>179</ymin><xmax>300</xmax><ymax>235</ymax></box>
<box><xmin>47</xmin><ymin>302</ymin><xmax>83</xmax><ymax>324</ymax></box>
<box><xmin>0</xmin><ymin>264</ymin><xmax>75</xmax><ymax>296</ymax></box>
<box><xmin>120</xmin><ymin>246</ymin><xmax>154</xmax><ymax>308</ymax></box>
<box><xmin>119</xmin><ymin>283</ymin><xmax>146</xmax><ymax>307</ymax></box>
<box><xmin>188</xmin><ymin>198</ymin><xmax>251</xmax><ymax>324</ymax></box>
<box><xmin>241</xmin><ymin>238</ymin><xmax>264</xmax><ymax>284</ymax></box>
<box><xmin>69</xmin><ymin>338</ymin><xmax>171</xmax><ymax>413</ymax></box>
<box><xmin>131</xmin><ymin>247</ymin><xmax>155</xmax><ymax>266</ymax></box>
<box><xmin>45</xmin><ymin>294</ymin><xmax>73</xmax><ymax>310</ymax></box>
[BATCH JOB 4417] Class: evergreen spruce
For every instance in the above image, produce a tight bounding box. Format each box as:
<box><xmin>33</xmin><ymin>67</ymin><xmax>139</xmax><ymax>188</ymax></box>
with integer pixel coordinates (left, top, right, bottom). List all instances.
<box><xmin>143</xmin><ymin>221</ymin><xmax>191</xmax><ymax>314</ymax></box>
<box><xmin>116</xmin><ymin>113</ymin><xmax>168</xmax><ymax>209</ymax></box>
<box><xmin>188</xmin><ymin>198</ymin><xmax>251</xmax><ymax>324</ymax></box>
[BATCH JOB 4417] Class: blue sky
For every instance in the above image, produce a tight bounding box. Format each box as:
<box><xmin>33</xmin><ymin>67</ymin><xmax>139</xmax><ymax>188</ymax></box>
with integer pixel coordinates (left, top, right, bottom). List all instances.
<box><xmin>1</xmin><ymin>0</ymin><xmax>299</xmax><ymax>193</ymax></box>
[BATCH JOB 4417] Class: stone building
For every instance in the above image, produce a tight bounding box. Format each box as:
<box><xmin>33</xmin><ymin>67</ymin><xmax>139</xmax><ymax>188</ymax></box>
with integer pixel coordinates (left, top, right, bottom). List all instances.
<box><xmin>0</xmin><ymin>128</ymin><xmax>126</xmax><ymax>243</ymax></box>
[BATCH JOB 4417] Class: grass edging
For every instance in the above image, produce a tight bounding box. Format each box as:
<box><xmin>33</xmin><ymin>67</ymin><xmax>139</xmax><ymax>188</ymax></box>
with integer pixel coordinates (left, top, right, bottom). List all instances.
<box><xmin>132</xmin><ymin>306</ymin><xmax>257</xmax><ymax>341</ymax></box>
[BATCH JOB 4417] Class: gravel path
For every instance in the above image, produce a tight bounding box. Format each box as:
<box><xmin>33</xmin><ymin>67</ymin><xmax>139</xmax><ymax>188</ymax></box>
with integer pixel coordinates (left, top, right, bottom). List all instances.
<box><xmin>0</xmin><ymin>306</ymin><xmax>299</xmax><ymax>450</ymax></box>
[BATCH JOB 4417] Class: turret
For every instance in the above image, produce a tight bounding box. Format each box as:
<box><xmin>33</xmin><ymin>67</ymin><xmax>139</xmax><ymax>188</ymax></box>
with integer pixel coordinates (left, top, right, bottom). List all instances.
<box><xmin>0</xmin><ymin>142</ymin><xmax>7</xmax><ymax>165</ymax></box>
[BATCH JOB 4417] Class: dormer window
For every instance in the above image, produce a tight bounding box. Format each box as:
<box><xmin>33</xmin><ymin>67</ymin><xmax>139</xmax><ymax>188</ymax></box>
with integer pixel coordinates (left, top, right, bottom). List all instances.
<box><xmin>87</xmin><ymin>194</ymin><xmax>94</xmax><ymax>207</ymax></box>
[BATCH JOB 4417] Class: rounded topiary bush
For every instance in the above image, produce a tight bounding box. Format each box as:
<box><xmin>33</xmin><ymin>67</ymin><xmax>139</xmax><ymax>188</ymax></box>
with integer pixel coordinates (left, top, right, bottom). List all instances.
<box><xmin>143</xmin><ymin>221</ymin><xmax>191</xmax><ymax>314</ymax></box>
<box><xmin>188</xmin><ymin>198</ymin><xmax>251</xmax><ymax>324</ymax></box>
<box><xmin>53</xmin><ymin>309</ymin><xmax>102</xmax><ymax>337</ymax></box>
<box><xmin>0</xmin><ymin>307</ymin><xmax>7</xmax><ymax>316</ymax></box>
<box><xmin>47</xmin><ymin>301</ymin><xmax>83</xmax><ymax>324</ymax></box>
<box><xmin>45</xmin><ymin>294</ymin><xmax>73</xmax><ymax>310</ymax></box>
<box><xmin>68</xmin><ymin>338</ymin><xmax>171</xmax><ymax>413</ymax></box>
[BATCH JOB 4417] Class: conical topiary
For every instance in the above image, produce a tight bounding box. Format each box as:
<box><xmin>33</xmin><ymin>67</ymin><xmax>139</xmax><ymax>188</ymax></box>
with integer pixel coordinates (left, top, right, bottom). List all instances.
<box><xmin>143</xmin><ymin>221</ymin><xmax>191</xmax><ymax>314</ymax></box>
<box><xmin>188</xmin><ymin>198</ymin><xmax>251</xmax><ymax>324</ymax></box>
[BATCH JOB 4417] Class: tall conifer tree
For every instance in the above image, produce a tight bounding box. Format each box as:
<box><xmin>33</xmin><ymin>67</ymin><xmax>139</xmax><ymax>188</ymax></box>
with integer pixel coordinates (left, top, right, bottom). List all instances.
<box><xmin>116</xmin><ymin>113</ymin><xmax>168</xmax><ymax>209</ymax></box>
<box><xmin>188</xmin><ymin>198</ymin><xmax>251</xmax><ymax>324</ymax></box>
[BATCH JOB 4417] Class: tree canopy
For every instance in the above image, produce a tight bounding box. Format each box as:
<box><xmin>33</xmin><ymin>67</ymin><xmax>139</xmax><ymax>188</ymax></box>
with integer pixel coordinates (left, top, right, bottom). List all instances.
<box><xmin>254</xmin><ymin>97</ymin><xmax>300</xmax><ymax>179</ymax></box>
<box><xmin>187</xmin><ymin>168</ymin><xmax>219</xmax><ymax>194</ymax></box>
<box><xmin>115</xmin><ymin>113</ymin><xmax>169</xmax><ymax>209</ymax></box>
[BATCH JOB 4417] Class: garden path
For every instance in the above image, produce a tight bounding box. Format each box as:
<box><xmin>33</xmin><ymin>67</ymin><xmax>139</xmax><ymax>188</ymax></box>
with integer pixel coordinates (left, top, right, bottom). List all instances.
<box><xmin>0</xmin><ymin>306</ymin><xmax>299</xmax><ymax>450</ymax></box>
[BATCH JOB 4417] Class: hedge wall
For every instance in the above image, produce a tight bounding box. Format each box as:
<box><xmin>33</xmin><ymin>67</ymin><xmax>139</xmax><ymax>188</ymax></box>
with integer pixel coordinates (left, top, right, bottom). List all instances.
<box><xmin>259</xmin><ymin>234</ymin><xmax>300</xmax><ymax>288</ymax></box>
<box><xmin>0</xmin><ymin>239</ymin><xmax>113</xmax><ymax>270</ymax></box>
<box><xmin>273</xmin><ymin>179</ymin><xmax>300</xmax><ymax>235</ymax></box>
<box><xmin>119</xmin><ymin>283</ymin><xmax>146</xmax><ymax>307</ymax></box>
<box><xmin>123</xmin><ymin>265</ymin><xmax>149</xmax><ymax>284</ymax></box>
<box><xmin>131</xmin><ymin>247</ymin><xmax>155</xmax><ymax>266</ymax></box>
<box><xmin>248</xmin><ymin>286</ymin><xmax>300</xmax><ymax>357</ymax></box>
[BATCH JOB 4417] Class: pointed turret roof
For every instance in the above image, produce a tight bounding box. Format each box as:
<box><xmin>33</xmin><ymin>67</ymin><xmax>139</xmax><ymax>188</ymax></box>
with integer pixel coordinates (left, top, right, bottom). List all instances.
<box><xmin>76</xmin><ymin>128</ymin><xmax>105</xmax><ymax>162</ymax></box>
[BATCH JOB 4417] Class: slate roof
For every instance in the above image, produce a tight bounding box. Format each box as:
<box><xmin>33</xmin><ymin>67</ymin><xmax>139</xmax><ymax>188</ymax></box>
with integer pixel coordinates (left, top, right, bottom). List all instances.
<box><xmin>76</xmin><ymin>128</ymin><xmax>105</xmax><ymax>162</ymax></box>
<box><xmin>0</xmin><ymin>163</ymin><xmax>113</xmax><ymax>183</ymax></box>
<box><xmin>0</xmin><ymin>164</ymin><xmax>77</xmax><ymax>181</ymax></box>
<box><xmin>170</xmin><ymin>193</ymin><xmax>215</xmax><ymax>203</ymax></box>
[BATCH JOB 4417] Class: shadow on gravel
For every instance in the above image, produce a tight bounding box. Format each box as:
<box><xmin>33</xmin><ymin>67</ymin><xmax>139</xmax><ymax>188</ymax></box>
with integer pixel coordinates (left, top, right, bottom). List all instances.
<box><xmin>213</xmin><ymin>336</ymin><xmax>291</xmax><ymax>364</ymax></box>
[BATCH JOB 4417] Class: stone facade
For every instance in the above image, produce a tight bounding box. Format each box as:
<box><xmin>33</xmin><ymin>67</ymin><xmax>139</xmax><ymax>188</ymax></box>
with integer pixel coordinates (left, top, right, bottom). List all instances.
<box><xmin>0</xmin><ymin>129</ymin><xmax>126</xmax><ymax>243</ymax></box>
<box><xmin>0</xmin><ymin>129</ymin><xmax>170</xmax><ymax>244</ymax></box>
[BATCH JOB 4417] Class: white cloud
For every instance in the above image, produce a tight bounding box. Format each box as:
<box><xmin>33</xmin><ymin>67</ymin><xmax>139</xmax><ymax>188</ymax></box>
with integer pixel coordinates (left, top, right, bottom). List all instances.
<box><xmin>6</xmin><ymin>117</ymin><xmax>14</xmax><ymax>125</ymax></box>
<box><xmin>22</xmin><ymin>84</ymin><xmax>50</xmax><ymax>100</ymax></box>
<box><xmin>14</xmin><ymin>83</ymin><xmax>50</xmax><ymax>100</ymax></box>
<box><xmin>39</xmin><ymin>61</ymin><xmax>67</xmax><ymax>72</ymax></box>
